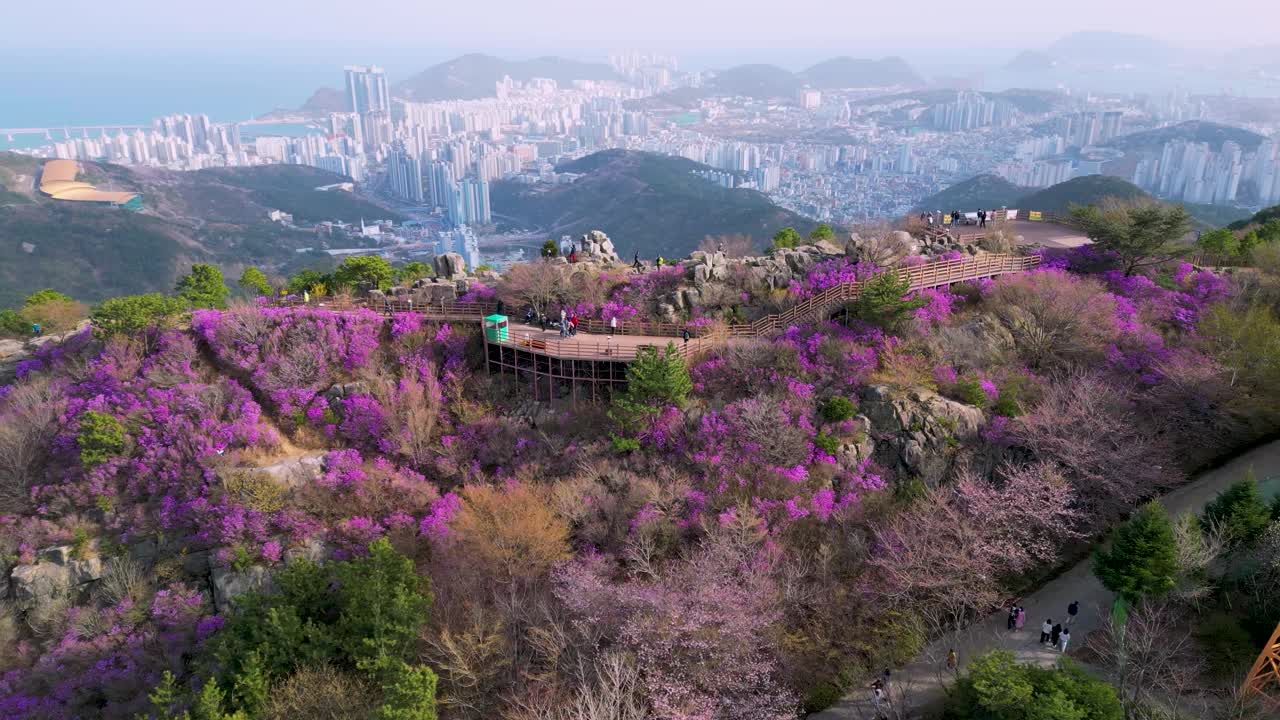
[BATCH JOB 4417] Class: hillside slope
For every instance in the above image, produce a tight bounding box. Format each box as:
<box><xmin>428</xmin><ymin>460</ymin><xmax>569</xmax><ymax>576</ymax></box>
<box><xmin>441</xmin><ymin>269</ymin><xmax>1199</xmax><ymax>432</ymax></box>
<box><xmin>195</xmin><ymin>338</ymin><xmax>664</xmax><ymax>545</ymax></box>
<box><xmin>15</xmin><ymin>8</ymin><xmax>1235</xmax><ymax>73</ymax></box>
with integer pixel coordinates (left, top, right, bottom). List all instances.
<box><xmin>1016</xmin><ymin>175</ymin><xmax>1153</xmax><ymax>214</ymax></box>
<box><xmin>0</xmin><ymin>154</ymin><xmax>399</xmax><ymax>305</ymax></box>
<box><xmin>1107</xmin><ymin>121</ymin><xmax>1267</xmax><ymax>152</ymax></box>
<box><xmin>396</xmin><ymin>53</ymin><xmax>620</xmax><ymax>101</ymax></box>
<box><xmin>491</xmin><ymin>150</ymin><xmax>812</xmax><ymax>257</ymax></box>
<box><xmin>914</xmin><ymin>174</ymin><xmax>1031</xmax><ymax>212</ymax></box>
<box><xmin>799</xmin><ymin>56</ymin><xmax>924</xmax><ymax>88</ymax></box>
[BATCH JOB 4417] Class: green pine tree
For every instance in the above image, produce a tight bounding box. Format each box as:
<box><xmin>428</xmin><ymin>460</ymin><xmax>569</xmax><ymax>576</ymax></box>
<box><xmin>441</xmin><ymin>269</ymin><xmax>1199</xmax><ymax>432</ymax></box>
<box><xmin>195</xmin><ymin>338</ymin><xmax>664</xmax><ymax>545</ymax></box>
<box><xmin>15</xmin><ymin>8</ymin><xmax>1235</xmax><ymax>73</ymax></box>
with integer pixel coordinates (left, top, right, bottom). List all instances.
<box><xmin>1201</xmin><ymin>470</ymin><xmax>1272</xmax><ymax>546</ymax></box>
<box><xmin>610</xmin><ymin>343</ymin><xmax>692</xmax><ymax>432</ymax></box>
<box><xmin>1093</xmin><ymin>501</ymin><xmax>1179</xmax><ymax>602</ymax></box>
<box><xmin>175</xmin><ymin>264</ymin><xmax>230</xmax><ymax>309</ymax></box>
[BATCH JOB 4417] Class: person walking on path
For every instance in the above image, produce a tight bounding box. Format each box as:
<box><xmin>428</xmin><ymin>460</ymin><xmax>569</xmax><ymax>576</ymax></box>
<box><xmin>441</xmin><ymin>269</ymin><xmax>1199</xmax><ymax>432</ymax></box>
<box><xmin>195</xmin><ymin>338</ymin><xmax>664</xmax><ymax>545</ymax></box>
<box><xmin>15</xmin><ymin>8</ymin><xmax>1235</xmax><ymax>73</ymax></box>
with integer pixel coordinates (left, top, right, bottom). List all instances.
<box><xmin>682</xmin><ymin>327</ymin><xmax>691</xmax><ymax>344</ymax></box>
<box><xmin>30</xmin><ymin>323</ymin><xmax>41</xmax><ymax>337</ymax></box>
<box><xmin>609</xmin><ymin>315</ymin><xmax>617</xmax><ymax>337</ymax></box>
<box><xmin>871</xmin><ymin>681</ymin><xmax>886</xmax><ymax>718</ymax></box>
<box><xmin>1066</xmin><ymin>600</ymin><xmax>1079</xmax><ymax>625</ymax></box>
<box><xmin>1015</xmin><ymin>606</ymin><xmax>1026</xmax><ymax>630</ymax></box>
<box><xmin>560</xmin><ymin>309</ymin><xmax>567</xmax><ymax>326</ymax></box>
<box><xmin>1007</xmin><ymin>604</ymin><xmax>1019</xmax><ymax>631</ymax></box>
<box><xmin>946</xmin><ymin>648</ymin><xmax>958</xmax><ymax>673</ymax></box>
<box><xmin>1040</xmin><ymin>619</ymin><xmax>1053</xmax><ymax>645</ymax></box>
<box><xmin>1050</xmin><ymin>622</ymin><xmax>1063</xmax><ymax>647</ymax></box>
<box><xmin>1059</xmin><ymin>627</ymin><xmax>1071</xmax><ymax>653</ymax></box>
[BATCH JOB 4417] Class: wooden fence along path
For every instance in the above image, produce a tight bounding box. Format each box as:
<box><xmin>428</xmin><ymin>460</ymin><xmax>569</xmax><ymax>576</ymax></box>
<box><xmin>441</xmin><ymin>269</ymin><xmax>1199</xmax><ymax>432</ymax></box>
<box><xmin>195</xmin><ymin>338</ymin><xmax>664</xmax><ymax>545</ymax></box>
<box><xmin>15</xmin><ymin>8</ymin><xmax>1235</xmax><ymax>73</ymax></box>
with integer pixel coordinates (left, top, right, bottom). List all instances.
<box><xmin>277</xmin><ymin>252</ymin><xmax>1042</xmax><ymax>362</ymax></box>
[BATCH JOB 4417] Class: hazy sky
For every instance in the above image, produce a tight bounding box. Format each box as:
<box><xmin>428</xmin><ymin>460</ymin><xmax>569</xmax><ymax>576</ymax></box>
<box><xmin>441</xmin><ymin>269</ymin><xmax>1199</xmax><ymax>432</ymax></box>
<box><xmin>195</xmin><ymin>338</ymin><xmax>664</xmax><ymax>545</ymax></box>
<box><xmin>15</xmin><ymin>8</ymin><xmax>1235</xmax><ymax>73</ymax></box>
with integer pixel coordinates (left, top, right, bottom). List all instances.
<box><xmin>10</xmin><ymin>0</ymin><xmax>1279</xmax><ymax>58</ymax></box>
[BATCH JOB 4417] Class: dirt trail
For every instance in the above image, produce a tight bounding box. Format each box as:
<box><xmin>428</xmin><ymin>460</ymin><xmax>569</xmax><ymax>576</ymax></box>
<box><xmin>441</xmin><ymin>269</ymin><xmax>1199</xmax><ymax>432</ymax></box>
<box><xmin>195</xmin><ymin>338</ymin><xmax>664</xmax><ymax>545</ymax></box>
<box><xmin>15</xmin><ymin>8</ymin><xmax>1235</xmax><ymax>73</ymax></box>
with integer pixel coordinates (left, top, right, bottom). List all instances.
<box><xmin>813</xmin><ymin>438</ymin><xmax>1280</xmax><ymax>719</ymax></box>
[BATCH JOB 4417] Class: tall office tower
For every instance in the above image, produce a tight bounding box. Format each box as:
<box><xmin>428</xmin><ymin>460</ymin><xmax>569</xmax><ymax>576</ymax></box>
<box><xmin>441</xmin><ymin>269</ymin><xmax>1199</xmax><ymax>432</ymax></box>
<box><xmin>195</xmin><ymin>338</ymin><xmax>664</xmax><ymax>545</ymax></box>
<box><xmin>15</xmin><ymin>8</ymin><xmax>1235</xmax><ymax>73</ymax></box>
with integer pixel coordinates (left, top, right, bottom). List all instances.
<box><xmin>345</xmin><ymin>65</ymin><xmax>390</xmax><ymax>115</ymax></box>
<box><xmin>427</xmin><ymin>161</ymin><xmax>454</xmax><ymax>209</ymax></box>
<box><xmin>386</xmin><ymin>142</ymin><xmax>425</xmax><ymax>203</ymax></box>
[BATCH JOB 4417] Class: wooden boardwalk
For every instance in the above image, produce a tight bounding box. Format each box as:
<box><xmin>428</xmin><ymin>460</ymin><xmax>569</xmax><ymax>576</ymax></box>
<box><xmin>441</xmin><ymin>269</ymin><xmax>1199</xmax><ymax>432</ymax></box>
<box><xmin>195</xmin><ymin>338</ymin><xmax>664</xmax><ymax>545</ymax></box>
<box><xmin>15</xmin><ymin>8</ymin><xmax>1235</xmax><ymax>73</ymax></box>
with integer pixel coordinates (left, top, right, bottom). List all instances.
<box><xmin>281</xmin><ymin>253</ymin><xmax>1042</xmax><ymax>363</ymax></box>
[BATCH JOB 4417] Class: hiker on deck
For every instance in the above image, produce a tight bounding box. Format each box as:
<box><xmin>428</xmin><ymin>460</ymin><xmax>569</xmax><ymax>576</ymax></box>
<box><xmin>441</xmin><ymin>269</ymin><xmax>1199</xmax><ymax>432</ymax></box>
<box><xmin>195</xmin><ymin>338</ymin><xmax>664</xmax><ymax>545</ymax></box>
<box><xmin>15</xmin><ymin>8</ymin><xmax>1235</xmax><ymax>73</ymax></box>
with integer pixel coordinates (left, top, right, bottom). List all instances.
<box><xmin>495</xmin><ymin>299</ymin><xmax>505</xmax><ymax>316</ymax></box>
<box><xmin>1016</xmin><ymin>607</ymin><xmax>1026</xmax><ymax>630</ymax></box>
<box><xmin>1008</xmin><ymin>604</ymin><xmax>1018</xmax><ymax>631</ymax></box>
<box><xmin>633</xmin><ymin>252</ymin><xmax>643</xmax><ymax>273</ymax></box>
<box><xmin>682</xmin><ymin>327</ymin><xmax>691</xmax><ymax>344</ymax></box>
<box><xmin>570</xmin><ymin>315</ymin><xmax>579</xmax><ymax>336</ymax></box>
<box><xmin>609</xmin><ymin>315</ymin><xmax>617</xmax><ymax>337</ymax></box>
<box><xmin>979</xmin><ymin>209</ymin><xmax>988</xmax><ymax>228</ymax></box>
<box><xmin>524</xmin><ymin>307</ymin><xmax>535</xmax><ymax>325</ymax></box>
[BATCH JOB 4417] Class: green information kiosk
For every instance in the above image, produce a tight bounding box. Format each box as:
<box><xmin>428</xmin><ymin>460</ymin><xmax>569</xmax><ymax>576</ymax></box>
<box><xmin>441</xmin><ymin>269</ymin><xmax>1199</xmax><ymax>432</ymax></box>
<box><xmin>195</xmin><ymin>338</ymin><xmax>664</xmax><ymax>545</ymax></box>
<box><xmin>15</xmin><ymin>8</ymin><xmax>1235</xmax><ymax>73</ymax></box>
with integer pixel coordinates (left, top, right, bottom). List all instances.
<box><xmin>483</xmin><ymin>314</ymin><xmax>509</xmax><ymax>342</ymax></box>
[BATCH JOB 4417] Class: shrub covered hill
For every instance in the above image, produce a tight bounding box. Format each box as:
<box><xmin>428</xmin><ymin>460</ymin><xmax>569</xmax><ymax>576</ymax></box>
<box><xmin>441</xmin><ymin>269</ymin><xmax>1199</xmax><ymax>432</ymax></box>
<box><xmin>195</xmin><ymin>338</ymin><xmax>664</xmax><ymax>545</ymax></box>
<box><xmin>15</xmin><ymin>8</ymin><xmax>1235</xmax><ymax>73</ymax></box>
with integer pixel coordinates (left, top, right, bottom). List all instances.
<box><xmin>5</xmin><ymin>197</ymin><xmax>1280</xmax><ymax>718</ymax></box>
<box><xmin>491</xmin><ymin>149</ymin><xmax>814</xmax><ymax>257</ymax></box>
<box><xmin>917</xmin><ymin>172</ymin><xmax>1247</xmax><ymax>226</ymax></box>
<box><xmin>0</xmin><ymin>153</ymin><xmax>401</xmax><ymax>306</ymax></box>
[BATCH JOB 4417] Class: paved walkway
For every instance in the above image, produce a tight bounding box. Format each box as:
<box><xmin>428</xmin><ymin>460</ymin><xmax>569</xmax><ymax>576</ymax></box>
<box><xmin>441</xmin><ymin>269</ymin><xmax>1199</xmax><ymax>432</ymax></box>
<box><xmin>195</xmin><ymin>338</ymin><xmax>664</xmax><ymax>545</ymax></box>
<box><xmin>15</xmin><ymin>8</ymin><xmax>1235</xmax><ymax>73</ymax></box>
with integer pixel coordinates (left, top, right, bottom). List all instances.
<box><xmin>813</xmin><ymin>438</ymin><xmax>1280</xmax><ymax>719</ymax></box>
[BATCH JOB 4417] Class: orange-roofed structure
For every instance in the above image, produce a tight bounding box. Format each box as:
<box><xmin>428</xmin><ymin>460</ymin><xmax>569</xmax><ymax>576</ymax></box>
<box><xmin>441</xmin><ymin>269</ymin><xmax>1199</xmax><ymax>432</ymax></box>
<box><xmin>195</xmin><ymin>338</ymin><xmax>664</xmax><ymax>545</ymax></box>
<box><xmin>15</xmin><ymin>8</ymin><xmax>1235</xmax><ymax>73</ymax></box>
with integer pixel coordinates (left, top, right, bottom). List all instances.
<box><xmin>38</xmin><ymin>159</ymin><xmax>142</xmax><ymax>209</ymax></box>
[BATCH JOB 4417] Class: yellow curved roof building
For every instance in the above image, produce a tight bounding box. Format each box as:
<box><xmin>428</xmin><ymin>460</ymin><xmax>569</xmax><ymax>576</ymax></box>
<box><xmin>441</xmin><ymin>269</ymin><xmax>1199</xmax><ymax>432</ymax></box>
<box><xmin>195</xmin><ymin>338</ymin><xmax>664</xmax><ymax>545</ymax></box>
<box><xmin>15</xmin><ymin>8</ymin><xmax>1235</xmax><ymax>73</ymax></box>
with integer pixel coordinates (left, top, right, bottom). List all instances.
<box><xmin>39</xmin><ymin>159</ymin><xmax>141</xmax><ymax>208</ymax></box>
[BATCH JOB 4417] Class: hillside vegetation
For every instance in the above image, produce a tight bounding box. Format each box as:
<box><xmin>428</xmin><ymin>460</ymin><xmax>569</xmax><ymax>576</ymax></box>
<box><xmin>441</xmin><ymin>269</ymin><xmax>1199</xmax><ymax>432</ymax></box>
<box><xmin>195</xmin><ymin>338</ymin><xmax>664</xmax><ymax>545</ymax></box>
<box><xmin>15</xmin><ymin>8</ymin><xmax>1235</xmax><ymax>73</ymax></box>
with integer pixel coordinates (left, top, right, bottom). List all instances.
<box><xmin>491</xmin><ymin>149</ymin><xmax>813</xmax><ymax>256</ymax></box>
<box><xmin>4</xmin><ymin>198</ymin><xmax>1280</xmax><ymax>718</ymax></box>
<box><xmin>0</xmin><ymin>154</ymin><xmax>396</xmax><ymax>305</ymax></box>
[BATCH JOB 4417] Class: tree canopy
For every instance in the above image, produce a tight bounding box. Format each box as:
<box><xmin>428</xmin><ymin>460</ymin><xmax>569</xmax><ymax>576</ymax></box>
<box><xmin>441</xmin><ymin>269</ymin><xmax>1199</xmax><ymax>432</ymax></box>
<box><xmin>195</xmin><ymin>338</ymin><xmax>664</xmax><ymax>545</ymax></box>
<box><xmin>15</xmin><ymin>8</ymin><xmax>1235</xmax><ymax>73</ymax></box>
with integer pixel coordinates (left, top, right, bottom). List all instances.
<box><xmin>176</xmin><ymin>264</ymin><xmax>231</xmax><ymax>309</ymax></box>
<box><xmin>238</xmin><ymin>266</ymin><xmax>273</xmax><ymax>297</ymax></box>
<box><xmin>332</xmin><ymin>256</ymin><xmax>395</xmax><ymax>291</ymax></box>
<box><xmin>771</xmin><ymin>227</ymin><xmax>802</xmax><ymax>251</ymax></box>
<box><xmin>1070</xmin><ymin>200</ymin><xmax>1191</xmax><ymax>276</ymax></box>
<box><xmin>944</xmin><ymin>650</ymin><xmax>1122</xmax><ymax>720</ymax></box>
<box><xmin>91</xmin><ymin>293</ymin><xmax>187</xmax><ymax>339</ymax></box>
<box><xmin>1092</xmin><ymin>500</ymin><xmax>1179</xmax><ymax>602</ymax></box>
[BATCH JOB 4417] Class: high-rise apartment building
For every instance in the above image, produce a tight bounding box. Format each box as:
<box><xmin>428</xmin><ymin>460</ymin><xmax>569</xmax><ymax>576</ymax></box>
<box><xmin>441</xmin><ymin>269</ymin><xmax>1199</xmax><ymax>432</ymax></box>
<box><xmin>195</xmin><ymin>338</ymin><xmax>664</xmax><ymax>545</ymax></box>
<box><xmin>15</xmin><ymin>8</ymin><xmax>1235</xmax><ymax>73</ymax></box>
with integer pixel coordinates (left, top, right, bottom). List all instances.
<box><xmin>386</xmin><ymin>142</ymin><xmax>424</xmax><ymax>203</ymax></box>
<box><xmin>345</xmin><ymin>65</ymin><xmax>390</xmax><ymax>115</ymax></box>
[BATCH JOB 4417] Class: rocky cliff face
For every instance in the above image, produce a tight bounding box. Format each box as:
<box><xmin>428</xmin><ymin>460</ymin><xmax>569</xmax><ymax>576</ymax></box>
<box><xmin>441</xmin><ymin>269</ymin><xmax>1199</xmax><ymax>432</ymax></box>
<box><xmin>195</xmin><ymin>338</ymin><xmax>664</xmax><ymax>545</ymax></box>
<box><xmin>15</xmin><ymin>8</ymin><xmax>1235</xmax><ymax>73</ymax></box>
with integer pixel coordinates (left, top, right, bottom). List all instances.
<box><xmin>859</xmin><ymin>385</ymin><xmax>985</xmax><ymax>486</ymax></box>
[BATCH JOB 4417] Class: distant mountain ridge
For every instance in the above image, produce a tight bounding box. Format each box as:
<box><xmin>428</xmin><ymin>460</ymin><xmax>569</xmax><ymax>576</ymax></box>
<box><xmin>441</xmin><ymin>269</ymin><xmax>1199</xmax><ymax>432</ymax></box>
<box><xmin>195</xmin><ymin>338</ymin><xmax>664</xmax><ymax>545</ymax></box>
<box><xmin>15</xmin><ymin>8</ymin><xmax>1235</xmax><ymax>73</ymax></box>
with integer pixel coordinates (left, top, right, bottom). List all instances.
<box><xmin>395</xmin><ymin>53</ymin><xmax>620</xmax><ymax>101</ymax></box>
<box><xmin>490</xmin><ymin>149</ymin><xmax>812</xmax><ymax>257</ymax></box>
<box><xmin>799</xmin><ymin>56</ymin><xmax>925</xmax><ymax>89</ymax></box>
<box><xmin>918</xmin><ymin>174</ymin><xmax>1153</xmax><ymax>216</ymax></box>
<box><xmin>1106</xmin><ymin>121</ymin><xmax>1268</xmax><ymax>152</ymax></box>
<box><xmin>707</xmin><ymin>57</ymin><xmax>926</xmax><ymax>100</ymax></box>
<box><xmin>918</xmin><ymin>172</ymin><xmax>1245</xmax><ymax>228</ymax></box>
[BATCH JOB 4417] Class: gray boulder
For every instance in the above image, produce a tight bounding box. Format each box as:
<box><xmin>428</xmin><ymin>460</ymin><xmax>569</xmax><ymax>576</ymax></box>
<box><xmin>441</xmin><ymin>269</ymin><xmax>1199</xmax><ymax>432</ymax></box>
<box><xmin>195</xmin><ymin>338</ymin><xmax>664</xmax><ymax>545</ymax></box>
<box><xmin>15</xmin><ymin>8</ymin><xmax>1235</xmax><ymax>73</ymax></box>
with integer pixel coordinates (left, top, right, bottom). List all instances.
<box><xmin>211</xmin><ymin>564</ymin><xmax>273</xmax><ymax>612</ymax></box>
<box><xmin>859</xmin><ymin>385</ymin><xmax>984</xmax><ymax>486</ymax></box>
<box><xmin>10</xmin><ymin>563</ymin><xmax>71</xmax><ymax>610</ymax></box>
<box><xmin>433</xmin><ymin>252</ymin><xmax>467</xmax><ymax>280</ymax></box>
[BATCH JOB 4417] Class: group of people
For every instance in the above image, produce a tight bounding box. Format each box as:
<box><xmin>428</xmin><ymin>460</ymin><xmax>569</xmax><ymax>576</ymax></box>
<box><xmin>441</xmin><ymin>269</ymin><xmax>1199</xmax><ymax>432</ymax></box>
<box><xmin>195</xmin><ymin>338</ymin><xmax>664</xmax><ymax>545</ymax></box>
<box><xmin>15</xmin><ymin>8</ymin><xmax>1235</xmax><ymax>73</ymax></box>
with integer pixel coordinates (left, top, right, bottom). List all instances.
<box><xmin>523</xmin><ymin>307</ymin><xmax>620</xmax><ymax>338</ymax></box>
<box><xmin>1020</xmin><ymin>599</ymin><xmax>1078</xmax><ymax>653</ymax></box>
<box><xmin>632</xmin><ymin>252</ymin><xmax>667</xmax><ymax>274</ymax></box>
<box><xmin>919</xmin><ymin>208</ymin><xmax>993</xmax><ymax>229</ymax></box>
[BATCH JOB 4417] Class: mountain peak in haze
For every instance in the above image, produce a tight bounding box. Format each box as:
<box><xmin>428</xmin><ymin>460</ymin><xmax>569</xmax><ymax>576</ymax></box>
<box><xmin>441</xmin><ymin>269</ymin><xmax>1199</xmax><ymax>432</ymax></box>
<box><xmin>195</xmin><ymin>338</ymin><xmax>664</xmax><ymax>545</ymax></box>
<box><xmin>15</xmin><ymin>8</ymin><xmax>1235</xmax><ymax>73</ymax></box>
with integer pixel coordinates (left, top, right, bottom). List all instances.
<box><xmin>396</xmin><ymin>53</ymin><xmax>620</xmax><ymax>101</ymax></box>
<box><xmin>800</xmin><ymin>56</ymin><xmax>925</xmax><ymax>88</ymax></box>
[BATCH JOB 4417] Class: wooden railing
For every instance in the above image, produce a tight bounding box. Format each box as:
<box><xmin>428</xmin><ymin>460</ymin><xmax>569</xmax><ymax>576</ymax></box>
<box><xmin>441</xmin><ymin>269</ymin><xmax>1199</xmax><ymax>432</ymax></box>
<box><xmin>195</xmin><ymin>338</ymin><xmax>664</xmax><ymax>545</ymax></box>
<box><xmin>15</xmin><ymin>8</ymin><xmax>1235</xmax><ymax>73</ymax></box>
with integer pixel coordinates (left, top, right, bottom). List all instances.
<box><xmin>273</xmin><ymin>253</ymin><xmax>1041</xmax><ymax>357</ymax></box>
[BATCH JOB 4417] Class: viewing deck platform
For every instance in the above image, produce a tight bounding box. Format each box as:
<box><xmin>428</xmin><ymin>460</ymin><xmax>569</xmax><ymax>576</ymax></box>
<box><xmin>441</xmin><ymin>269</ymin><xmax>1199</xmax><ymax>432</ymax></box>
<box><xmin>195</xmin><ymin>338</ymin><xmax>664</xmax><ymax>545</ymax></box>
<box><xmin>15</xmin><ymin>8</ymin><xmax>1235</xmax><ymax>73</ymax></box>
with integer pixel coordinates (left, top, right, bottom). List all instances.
<box><xmin>278</xmin><ymin>252</ymin><xmax>1043</xmax><ymax>400</ymax></box>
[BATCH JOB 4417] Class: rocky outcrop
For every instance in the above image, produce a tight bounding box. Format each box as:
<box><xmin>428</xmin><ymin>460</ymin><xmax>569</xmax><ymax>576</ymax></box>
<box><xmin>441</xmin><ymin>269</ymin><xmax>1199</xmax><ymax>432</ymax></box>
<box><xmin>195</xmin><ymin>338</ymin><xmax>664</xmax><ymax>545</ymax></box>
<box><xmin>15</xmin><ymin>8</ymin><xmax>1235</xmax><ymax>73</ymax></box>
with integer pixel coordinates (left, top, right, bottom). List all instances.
<box><xmin>575</xmin><ymin>230</ymin><xmax>621</xmax><ymax>264</ymax></box>
<box><xmin>0</xmin><ymin>322</ymin><xmax>90</xmax><ymax>384</ymax></box>
<box><xmin>8</xmin><ymin>544</ymin><xmax>104</xmax><ymax>611</ymax></box>
<box><xmin>859</xmin><ymin>385</ymin><xmax>984</xmax><ymax>486</ymax></box>
<box><xmin>433</xmin><ymin>252</ymin><xmax>468</xmax><ymax>281</ymax></box>
<box><xmin>211</xmin><ymin>563</ymin><xmax>272</xmax><ymax>612</ymax></box>
<box><xmin>834</xmin><ymin>415</ymin><xmax>876</xmax><ymax>470</ymax></box>
<box><xmin>254</xmin><ymin>454</ymin><xmax>326</xmax><ymax>490</ymax></box>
